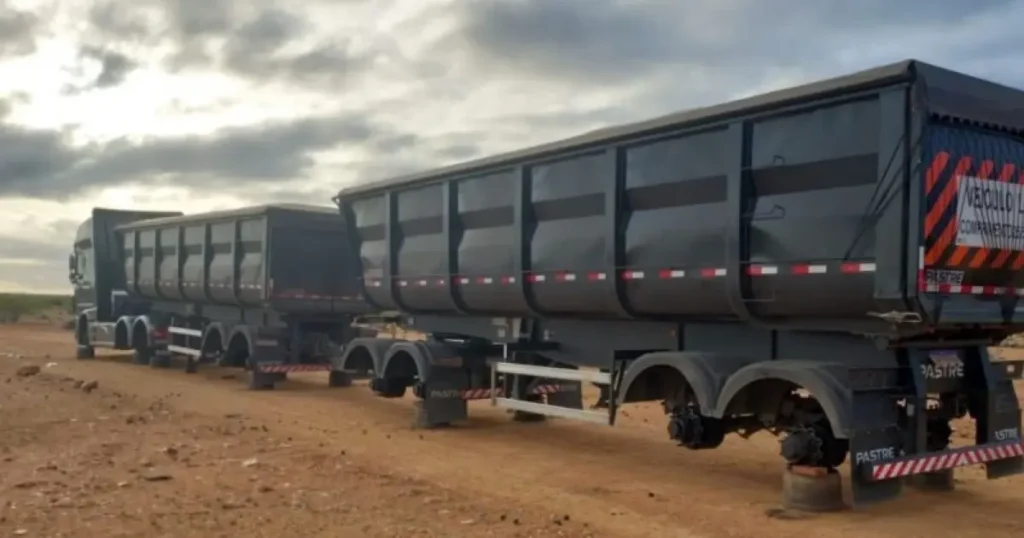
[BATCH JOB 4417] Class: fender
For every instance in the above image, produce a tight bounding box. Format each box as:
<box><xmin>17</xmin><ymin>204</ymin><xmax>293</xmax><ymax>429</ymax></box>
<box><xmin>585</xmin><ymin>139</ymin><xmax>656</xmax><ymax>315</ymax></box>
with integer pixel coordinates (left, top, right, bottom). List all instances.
<box><xmin>381</xmin><ymin>341</ymin><xmax>431</xmax><ymax>381</ymax></box>
<box><xmin>380</xmin><ymin>340</ymin><xmax>464</xmax><ymax>382</ymax></box>
<box><xmin>226</xmin><ymin>326</ymin><xmax>254</xmax><ymax>355</ymax></box>
<box><xmin>713</xmin><ymin>360</ymin><xmax>853</xmax><ymax>438</ymax></box>
<box><xmin>131</xmin><ymin>316</ymin><xmax>155</xmax><ymax>346</ymax></box>
<box><xmin>336</xmin><ymin>337</ymin><xmax>397</xmax><ymax>372</ymax></box>
<box><xmin>200</xmin><ymin>322</ymin><xmax>227</xmax><ymax>355</ymax></box>
<box><xmin>115</xmin><ymin>316</ymin><xmax>136</xmax><ymax>348</ymax></box>
<box><xmin>618</xmin><ymin>352</ymin><xmax>760</xmax><ymax>414</ymax></box>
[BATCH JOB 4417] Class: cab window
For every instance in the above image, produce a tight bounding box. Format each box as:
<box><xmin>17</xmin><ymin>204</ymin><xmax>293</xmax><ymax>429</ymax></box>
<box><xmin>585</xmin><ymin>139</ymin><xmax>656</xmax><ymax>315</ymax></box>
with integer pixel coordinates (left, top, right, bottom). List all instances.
<box><xmin>74</xmin><ymin>239</ymin><xmax>94</xmax><ymax>287</ymax></box>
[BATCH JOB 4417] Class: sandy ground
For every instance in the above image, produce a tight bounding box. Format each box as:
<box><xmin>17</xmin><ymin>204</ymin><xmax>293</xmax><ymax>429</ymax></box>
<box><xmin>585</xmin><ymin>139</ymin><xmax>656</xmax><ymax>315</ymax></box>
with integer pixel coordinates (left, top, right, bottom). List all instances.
<box><xmin>2</xmin><ymin>324</ymin><xmax>1024</xmax><ymax>538</ymax></box>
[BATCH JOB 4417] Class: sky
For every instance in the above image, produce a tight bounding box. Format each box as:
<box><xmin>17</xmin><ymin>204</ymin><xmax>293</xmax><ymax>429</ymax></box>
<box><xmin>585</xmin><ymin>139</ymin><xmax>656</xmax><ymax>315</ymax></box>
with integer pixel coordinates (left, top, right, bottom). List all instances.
<box><xmin>2</xmin><ymin>0</ymin><xmax>1024</xmax><ymax>294</ymax></box>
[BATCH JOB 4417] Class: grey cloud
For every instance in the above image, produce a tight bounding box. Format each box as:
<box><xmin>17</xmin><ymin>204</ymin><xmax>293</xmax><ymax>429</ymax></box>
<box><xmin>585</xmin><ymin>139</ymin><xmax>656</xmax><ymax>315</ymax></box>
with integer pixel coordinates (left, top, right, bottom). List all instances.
<box><xmin>0</xmin><ymin>113</ymin><xmax>415</xmax><ymax>199</ymax></box>
<box><xmin>62</xmin><ymin>46</ymin><xmax>139</xmax><ymax>94</ymax></box>
<box><xmin>440</xmin><ymin>0</ymin><xmax>1019</xmax><ymax>85</ymax></box>
<box><xmin>0</xmin><ymin>7</ymin><xmax>38</xmax><ymax>58</ymax></box>
<box><xmin>0</xmin><ymin>124</ymin><xmax>81</xmax><ymax>197</ymax></box>
<box><xmin>87</xmin><ymin>3</ymin><xmax>153</xmax><ymax>42</ymax></box>
<box><xmin>217</xmin><ymin>8</ymin><xmax>378</xmax><ymax>86</ymax></box>
<box><xmin>169</xmin><ymin>0</ymin><xmax>235</xmax><ymax>38</ymax></box>
<box><xmin>83</xmin><ymin>46</ymin><xmax>138</xmax><ymax>88</ymax></box>
<box><xmin>86</xmin><ymin>1</ymin><xmax>380</xmax><ymax>88</ymax></box>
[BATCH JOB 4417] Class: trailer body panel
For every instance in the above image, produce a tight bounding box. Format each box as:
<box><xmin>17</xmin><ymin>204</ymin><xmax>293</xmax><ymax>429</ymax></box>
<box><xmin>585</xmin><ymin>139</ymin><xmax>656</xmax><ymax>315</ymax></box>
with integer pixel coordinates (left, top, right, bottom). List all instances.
<box><xmin>116</xmin><ymin>204</ymin><xmax>370</xmax><ymax>315</ymax></box>
<box><xmin>339</xmin><ymin>60</ymin><xmax>1024</xmax><ymax>335</ymax></box>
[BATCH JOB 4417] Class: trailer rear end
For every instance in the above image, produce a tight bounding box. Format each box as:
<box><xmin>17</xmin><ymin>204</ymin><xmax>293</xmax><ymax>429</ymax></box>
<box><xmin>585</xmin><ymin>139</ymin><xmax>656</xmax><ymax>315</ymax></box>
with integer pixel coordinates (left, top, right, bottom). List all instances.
<box><xmin>332</xmin><ymin>60</ymin><xmax>1024</xmax><ymax>509</ymax></box>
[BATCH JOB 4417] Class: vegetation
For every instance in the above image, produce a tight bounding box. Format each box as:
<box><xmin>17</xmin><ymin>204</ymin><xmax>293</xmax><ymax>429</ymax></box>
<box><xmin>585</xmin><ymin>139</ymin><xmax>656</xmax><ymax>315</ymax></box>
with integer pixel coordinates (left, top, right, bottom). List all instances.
<box><xmin>0</xmin><ymin>293</ymin><xmax>72</xmax><ymax>324</ymax></box>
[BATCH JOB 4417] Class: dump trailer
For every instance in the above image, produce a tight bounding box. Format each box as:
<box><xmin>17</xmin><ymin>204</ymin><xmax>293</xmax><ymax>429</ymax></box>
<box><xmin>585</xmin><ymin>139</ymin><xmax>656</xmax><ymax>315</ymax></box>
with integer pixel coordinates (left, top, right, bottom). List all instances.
<box><xmin>332</xmin><ymin>59</ymin><xmax>1024</xmax><ymax>508</ymax></box>
<box><xmin>69</xmin><ymin>204</ymin><xmax>380</xmax><ymax>389</ymax></box>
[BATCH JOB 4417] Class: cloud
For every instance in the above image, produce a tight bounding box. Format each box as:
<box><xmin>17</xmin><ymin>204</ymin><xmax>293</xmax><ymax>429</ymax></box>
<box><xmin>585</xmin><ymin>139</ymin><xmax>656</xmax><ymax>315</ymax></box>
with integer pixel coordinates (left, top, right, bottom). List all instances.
<box><xmin>81</xmin><ymin>46</ymin><xmax>138</xmax><ymax>89</ymax></box>
<box><xmin>83</xmin><ymin>1</ymin><xmax>385</xmax><ymax>88</ymax></box>
<box><xmin>0</xmin><ymin>6</ymin><xmax>39</xmax><ymax>59</ymax></box>
<box><xmin>218</xmin><ymin>9</ymin><xmax>377</xmax><ymax>86</ymax></box>
<box><xmin>0</xmin><ymin>112</ymin><xmax>420</xmax><ymax>199</ymax></box>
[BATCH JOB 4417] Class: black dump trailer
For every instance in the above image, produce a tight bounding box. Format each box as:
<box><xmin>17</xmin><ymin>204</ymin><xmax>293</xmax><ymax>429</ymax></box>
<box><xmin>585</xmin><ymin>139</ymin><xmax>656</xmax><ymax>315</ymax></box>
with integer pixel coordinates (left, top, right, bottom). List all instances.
<box><xmin>332</xmin><ymin>60</ymin><xmax>1024</xmax><ymax>508</ymax></box>
<box><xmin>70</xmin><ymin>204</ymin><xmax>379</xmax><ymax>389</ymax></box>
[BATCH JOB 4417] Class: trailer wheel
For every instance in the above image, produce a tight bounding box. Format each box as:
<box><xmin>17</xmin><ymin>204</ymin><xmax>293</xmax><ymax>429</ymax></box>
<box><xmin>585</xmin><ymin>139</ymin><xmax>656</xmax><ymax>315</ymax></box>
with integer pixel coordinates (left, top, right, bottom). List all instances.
<box><xmin>130</xmin><ymin>322</ymin><xmax>150</xmax><ymax>365</ymax></box>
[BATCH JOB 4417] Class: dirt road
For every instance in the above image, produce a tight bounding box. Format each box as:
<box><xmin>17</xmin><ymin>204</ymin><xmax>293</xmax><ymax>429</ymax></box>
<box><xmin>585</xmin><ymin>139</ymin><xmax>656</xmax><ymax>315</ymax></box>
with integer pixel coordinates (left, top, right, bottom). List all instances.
<box><xmin>2</xmin><ymin>324</ymin><xmax>1023</xmax><ymax>537</ymax></box>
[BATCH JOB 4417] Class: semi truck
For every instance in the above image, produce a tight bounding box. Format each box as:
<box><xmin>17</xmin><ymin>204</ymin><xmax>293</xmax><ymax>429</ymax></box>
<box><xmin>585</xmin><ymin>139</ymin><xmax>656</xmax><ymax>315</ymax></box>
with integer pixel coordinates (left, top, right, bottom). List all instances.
<box><xmin>68</xmin><ymin>204</ymin><xmax>384</xmax><ymax>389</ymax></box>
<box><xmin>327</xmin><ymin>59</ymin><xmax>1024</xmax><ymax>508</ymax></box>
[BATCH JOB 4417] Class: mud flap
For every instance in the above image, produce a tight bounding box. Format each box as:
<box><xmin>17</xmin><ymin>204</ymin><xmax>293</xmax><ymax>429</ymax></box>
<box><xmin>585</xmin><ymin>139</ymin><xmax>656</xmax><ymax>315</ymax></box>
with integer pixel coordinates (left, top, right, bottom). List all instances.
<box><xmin>247</xmin><ymin>336</ymin><xmax>288</xmax><ymax>391</ymax></box>
<box><xmin>848</xmin><ymin>378</ymin><xmax>906</xmax><ymax>505</ymax></box>
<box><xmin>967</xmin><ymin>347</ymin><xmax>1024</xmax><ymax>479</ymax></box>
<box><xmin>413</xmin><ymin>367</ymin><xmax>468</xmax><ymax>429</ymax></box>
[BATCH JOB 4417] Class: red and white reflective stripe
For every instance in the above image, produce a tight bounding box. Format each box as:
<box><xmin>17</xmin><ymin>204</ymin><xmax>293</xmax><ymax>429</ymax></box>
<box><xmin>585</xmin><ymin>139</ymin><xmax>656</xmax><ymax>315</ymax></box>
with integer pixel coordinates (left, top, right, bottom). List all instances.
<box><xmin>840</xmin><ymin>262</ymin><xmax>876</xmax><ymax>273</ymax></box>
<box><xmin>746</xmin><ymin>265</ymin><xmax>779</xmax><ymax>276</ymax></box>
<box><xmin>699</xmin><ymin>268</ymin><xmax>727</xmax><ymax>278</ymax></box>
<box><xmin>257</xmin><ymin>364</ymin><xmax>331</xmax><ymax>373</ymax></box>
<box><xmin>461</xmin><ymin>388</ymin><xmax>503</xmax><ymax>400</ymax></box>
<box><xmin>791</xmin><ymin>264</ymin><xmax>828</xmax><ymax>275</ymax></box>
<box><xmin>622</xmin><ymin>270</ymin><xmax>645</xmax><ymax>280</ymax></box>
<box><xmin>869</xmin><ymin>441</ymin><xmax>1024</xmax><ymax>481</ymax></box>
<box><xmin>923</xmin><ymin>283</ymin><xmax>1024</xmax><ymax>297</ymax></box>
<box><xmin>386</xmin><ymin>261</ymin><xmax>877</xmax><ymax>289</ymax></box>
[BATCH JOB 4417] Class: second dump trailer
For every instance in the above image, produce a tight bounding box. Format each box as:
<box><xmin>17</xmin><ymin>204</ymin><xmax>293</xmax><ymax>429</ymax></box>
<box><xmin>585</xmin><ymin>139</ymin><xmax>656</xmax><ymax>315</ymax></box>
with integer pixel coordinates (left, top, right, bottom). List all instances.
<box><xmin>332</xmin><ymin>59</ymin><xmax>1024</xmax><ymax>507</ymax></box>
<box><xmin>71</xmin><ymin>204</ymin><xmax>380</xmax><ymax>389</ymax></box>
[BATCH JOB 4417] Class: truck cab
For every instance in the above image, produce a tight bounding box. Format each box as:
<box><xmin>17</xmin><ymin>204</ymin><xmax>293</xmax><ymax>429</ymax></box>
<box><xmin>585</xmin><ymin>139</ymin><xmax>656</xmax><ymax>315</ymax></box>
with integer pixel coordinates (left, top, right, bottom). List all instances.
<box><xmin>69</xmin><ymin>208</ymin><xmax>181</xmax><ymax>357</ymax></box>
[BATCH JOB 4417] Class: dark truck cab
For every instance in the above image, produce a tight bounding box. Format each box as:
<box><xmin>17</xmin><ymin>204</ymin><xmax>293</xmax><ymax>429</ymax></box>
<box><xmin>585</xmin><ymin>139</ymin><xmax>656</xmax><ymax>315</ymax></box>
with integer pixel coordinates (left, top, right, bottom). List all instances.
<box><xmin>70</xmin><ymin>208</ymin><xmax>181</xmax><ymax>357</ymax></box>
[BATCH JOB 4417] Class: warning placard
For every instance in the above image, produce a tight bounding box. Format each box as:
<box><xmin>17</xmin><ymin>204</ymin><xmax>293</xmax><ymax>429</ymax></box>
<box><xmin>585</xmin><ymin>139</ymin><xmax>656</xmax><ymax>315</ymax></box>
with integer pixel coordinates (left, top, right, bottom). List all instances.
<box><xmin>955</xmin><ymin>175</ymin><xmax>1024</xmax><ymax>250</ymax></box>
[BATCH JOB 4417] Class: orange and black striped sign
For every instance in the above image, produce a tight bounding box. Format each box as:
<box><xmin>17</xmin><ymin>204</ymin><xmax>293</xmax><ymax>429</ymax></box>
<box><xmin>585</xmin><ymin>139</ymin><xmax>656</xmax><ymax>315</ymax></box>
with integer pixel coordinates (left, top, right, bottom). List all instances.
<box><xmin>923</xmin><ymin>151</ymin><xmax>1023</xmax><ymax>271</ymax></box>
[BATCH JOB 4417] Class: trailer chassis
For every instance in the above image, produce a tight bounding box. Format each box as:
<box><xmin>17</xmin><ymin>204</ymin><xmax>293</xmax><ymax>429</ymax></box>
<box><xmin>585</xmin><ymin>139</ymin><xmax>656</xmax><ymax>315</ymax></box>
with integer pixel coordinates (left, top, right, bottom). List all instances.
<box><xmin>332</xmin><ymin>314</ymin><xmax>1024</xmax><ymax>509</ymax></box>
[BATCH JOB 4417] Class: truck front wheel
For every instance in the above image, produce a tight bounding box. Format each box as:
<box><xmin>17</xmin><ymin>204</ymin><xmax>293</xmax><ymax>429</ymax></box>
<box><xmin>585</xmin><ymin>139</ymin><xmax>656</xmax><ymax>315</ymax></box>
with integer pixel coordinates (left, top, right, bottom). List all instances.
<box><xmin>75</xmin><ymin>318</ymin><xmax>94</xmax><ymax>360</ymax></box>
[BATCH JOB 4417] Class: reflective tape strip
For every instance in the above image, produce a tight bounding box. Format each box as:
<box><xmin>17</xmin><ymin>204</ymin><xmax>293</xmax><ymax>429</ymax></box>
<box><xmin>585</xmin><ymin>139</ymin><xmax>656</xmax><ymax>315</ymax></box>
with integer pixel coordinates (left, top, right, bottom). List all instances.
<box><xmin>868</xmin><ymin>441</ymin><xmax>1024</xmax><ymax>481</ymax></box>
<box><xmin>257</xmin><ymin>364</ymin><xmax>331</xmax><ymax>373</ymax></box>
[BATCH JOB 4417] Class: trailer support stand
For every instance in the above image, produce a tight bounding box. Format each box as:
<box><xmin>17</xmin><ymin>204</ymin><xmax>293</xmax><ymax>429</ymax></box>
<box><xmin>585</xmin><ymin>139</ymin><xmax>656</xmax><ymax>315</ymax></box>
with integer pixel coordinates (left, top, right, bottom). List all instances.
<box><xmin>328</xmin><ymin>370</ymin><xmax>353</xmax><ymax>388</ymax></box>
